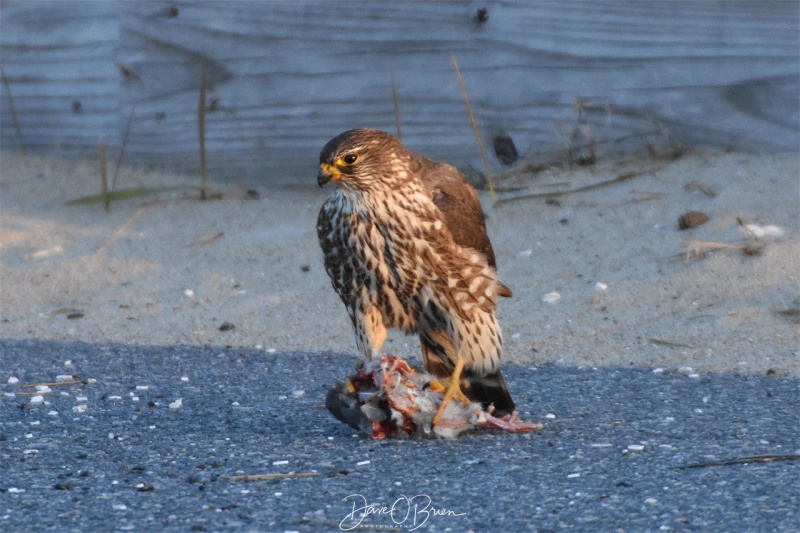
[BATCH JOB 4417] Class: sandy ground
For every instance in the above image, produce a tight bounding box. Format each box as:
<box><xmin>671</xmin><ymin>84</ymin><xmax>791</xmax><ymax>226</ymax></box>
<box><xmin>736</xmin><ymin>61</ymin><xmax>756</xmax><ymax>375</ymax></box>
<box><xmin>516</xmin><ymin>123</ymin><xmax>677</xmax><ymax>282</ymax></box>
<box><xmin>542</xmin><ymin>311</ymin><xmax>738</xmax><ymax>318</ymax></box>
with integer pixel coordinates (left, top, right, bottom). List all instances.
<box><xmin>0</xmin><ymin>149</ymin><xmax>798</xmax><ymax>376</ymax></box>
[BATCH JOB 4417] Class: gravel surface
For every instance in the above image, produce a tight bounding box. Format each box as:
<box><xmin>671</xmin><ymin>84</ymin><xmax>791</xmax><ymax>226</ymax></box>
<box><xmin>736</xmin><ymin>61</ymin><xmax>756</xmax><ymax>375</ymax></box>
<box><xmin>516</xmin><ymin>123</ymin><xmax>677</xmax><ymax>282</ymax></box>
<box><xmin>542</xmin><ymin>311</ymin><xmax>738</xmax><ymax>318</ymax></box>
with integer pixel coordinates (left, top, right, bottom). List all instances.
<box><xmin>1</xmin><ymin>339</ymin><xmax>798</xmax><ymax>532</ymax></box>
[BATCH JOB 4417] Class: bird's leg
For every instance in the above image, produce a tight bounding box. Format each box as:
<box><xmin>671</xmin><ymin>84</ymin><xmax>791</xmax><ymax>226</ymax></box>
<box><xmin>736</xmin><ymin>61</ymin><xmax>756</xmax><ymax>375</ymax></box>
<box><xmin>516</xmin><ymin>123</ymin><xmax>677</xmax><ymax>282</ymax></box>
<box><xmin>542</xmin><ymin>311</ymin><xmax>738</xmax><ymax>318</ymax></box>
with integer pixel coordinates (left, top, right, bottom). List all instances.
<box><xmin>354</xmin><ymin>305</ymin><xmax>387</xmax><ymax>360</ymax></box>
<box><xmin>432</xmin><ymin>355</ymin><xmax>472</xmax><ymax>425</ymax></box>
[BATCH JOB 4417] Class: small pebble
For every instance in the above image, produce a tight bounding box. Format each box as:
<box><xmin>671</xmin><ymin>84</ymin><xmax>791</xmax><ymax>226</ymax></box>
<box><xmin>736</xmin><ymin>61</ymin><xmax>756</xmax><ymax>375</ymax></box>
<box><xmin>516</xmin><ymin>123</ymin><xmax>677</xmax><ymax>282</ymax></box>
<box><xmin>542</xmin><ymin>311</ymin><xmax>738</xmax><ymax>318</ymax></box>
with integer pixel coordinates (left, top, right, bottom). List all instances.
<box><xmin>518</xmin><ymin>250</ymin><xmax>533</xmax><ymax>258</ymax></box>
<box><xmin>677</xmin><ymin>210</ymin><xmax>709</xmax><ymax>230</ymax></box>
<box><xmin>292</xmin><ymin>390</ymin><xmax>306</xmax><ymax>398</ymax></box>
<box><xmin>627</xmin><ymin>444</ymin><xmax>646</xmax><ymax>452</ymax></box>
<box><xmin>4</xmin><ymin>392</ymin><xmax>15</xmax><ymax>397</ymax></box>
<box><xmin>510</xmin><ymin>333</ymin><xmax>521</xmax><ymax>340</ymax></box>
<box><xmin>272</xmin><ymin>460</ymin><xmax>289</xmax><ymax>466</ymax></box>
<box><xmin>542</xmin><ymin>292</ymin><xmax>561</xmax><ymax>304</ymax></box>
<box><xmin>591</xmin><ymin>443</ymin><xmax>612</xmax><ymax>448</ymax></box>
<box><xmin>267</xmin><ymin>348</ymin><xmax>277</xmax><ymax>354</ymax></box>
<box><xmin>653</xmin><ymin>368</ymin><xmax>665</xmax><ymax>375</ymax></box>
<box><xmin>356</xmin><ymin>460</ymin><xmax>371</xmax><ymax>466</ymax></box>
<box><xmin>35</xmin><ymin>385</ymin><xmax>52</xmax><ymax>393</ymax></box>
<box><xmin>7</xmin><ymin>376</ymin><xmax>19</xmax><ymax>384</ymax></box>
<box><xmin>184</xmin><ymin>289</ymin><xmax>195</xmax><ymax>298</ymax></box>
<box><xmin>169</xmin><ymin>399</ymin><xmax>183</xmax><ymax>409</ymax></box>
<box><xmin>64</xmin><ymin>360</ymin><xmax>73</xmax><ymax>367</ymax></box>
<box><xmin>274</xmin><ymin>492</ymin><xmax>283</xmax><ymax>497</ymax></box>
<box><xmin>48</xmin><ymin>411</ymin><xmax>58</xmax><ymax>416</ymax></box>
<box><xmin>567</xmin><ymin>473</ymin><xmax>581</xmax><ymax>479</ymax></box>
<box><xmin>180</xmin><ymin>376</ymin><xmax>189</xmax><ymax>383</ymax></box>
<box><xmin>109</xmin><ymin>395</ymin><xmax>122</xmax><ymax>401</ymax></box>
<box><xmin>231</xmin><ymin>401</ymin><xmax>240</xmax><ymax>406</ymax></box>
<box><xmin>23</xmin><ymin>449</ymin><xmax>39</xmax><ymax>455</ymax></box>
<box><xmin>73</xmin><ymin>405</ymin><xmax>87</xmax><ymax>413</ymax></box>
<box><xmin>29</xmin><ymin>420</ymin><xmax>40</xmax><ymax>426</ymax></box>
<box><xmin>56</xmin><ymin>375</ymin><xmax>74</xmax><ymax>382</ymax></box>
<box><xmin>30</xmin><ymin>395</ymin><xmax>45</xmax><ymax>404</ymax></box>
<box><xmin>112</xmin><ymin>504</ymin><xmax>127</xmax><ymax>511</ymax></box>
<box><xmin>136</xmin><ymin>385</ymin><xmax>149</xmax><ymax>391</ymax></box>
<box><xmin>8</xmin><ymin>488</ymin><xmax>25</xmax><ymax>494</ymax></box>
<box><xmin>595</xmin><ymin>282</ymin><xmax>608</xmax><ymax>292</ymax></box>
<box><xmin>645</xmin><ymin>497</ymin><xmax>657</xmax><ymax>505</ymax></box>
<box><xmin>76</xmin><ymin>396</ymin><xmax>88</xmax><ymax>402</ymax></box>
<box><xmin>545</xmin><ymin>413</ymin><xmax>556</xmax><ymax>420</ymax></box>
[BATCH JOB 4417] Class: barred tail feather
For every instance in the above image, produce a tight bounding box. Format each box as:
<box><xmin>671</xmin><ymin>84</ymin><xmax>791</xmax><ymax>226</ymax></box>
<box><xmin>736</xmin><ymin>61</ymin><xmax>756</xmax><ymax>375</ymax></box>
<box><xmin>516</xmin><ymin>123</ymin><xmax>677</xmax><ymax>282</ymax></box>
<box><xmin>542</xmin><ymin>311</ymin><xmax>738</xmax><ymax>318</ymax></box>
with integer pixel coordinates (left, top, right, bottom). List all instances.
<box><xmin>462</xmin><ymin>368</ymin><xmax>516</xmax><ymax>417</ymax></box>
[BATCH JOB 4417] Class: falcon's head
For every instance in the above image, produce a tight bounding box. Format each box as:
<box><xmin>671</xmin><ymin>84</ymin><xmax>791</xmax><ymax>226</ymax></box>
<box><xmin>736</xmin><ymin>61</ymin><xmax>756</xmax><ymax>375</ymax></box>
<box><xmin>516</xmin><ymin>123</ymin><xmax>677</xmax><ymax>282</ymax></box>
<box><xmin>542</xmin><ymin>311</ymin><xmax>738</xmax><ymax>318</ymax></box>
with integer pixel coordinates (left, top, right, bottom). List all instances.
<box><xmin>317</xmin><ymin>129</ymin><xmax>408</xmax><ymax>190</ymax></box>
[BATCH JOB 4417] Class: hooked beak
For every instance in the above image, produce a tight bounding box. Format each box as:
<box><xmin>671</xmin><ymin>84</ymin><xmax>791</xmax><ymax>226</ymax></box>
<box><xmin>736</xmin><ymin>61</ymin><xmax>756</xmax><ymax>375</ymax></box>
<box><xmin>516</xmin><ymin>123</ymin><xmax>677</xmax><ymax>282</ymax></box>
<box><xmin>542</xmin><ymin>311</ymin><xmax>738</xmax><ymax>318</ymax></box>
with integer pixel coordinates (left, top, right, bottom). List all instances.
<box><xmin>317</xmin><ymin>163</ymin><xmax>340</xmax><ymax>187</ymax></box>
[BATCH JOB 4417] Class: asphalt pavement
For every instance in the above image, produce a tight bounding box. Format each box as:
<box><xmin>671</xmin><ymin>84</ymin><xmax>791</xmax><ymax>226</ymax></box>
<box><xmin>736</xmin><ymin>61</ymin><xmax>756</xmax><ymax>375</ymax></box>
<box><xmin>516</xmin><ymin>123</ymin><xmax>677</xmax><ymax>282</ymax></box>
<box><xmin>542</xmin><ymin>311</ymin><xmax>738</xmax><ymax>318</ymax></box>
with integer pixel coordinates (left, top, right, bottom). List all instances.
<box><xmin>1</xmin><ymin>339</ymin><xmax>798</xmax><ymax>532</ymax></box>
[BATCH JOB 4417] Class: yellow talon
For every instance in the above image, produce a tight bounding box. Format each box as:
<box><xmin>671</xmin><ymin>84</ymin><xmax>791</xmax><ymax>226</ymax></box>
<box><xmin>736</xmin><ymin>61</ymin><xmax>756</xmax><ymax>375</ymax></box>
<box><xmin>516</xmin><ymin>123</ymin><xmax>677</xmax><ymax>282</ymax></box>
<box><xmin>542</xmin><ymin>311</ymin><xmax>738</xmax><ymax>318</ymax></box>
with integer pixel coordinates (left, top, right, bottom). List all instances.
<box><xmin>432</xmin><ymin>356</ymin><xmax>471</xmax><ymax>425</ymax></box>
<box><xmin>427</xmin><ymin>380</ymin><xmax>446</xmax><ymax>394</ymax></box>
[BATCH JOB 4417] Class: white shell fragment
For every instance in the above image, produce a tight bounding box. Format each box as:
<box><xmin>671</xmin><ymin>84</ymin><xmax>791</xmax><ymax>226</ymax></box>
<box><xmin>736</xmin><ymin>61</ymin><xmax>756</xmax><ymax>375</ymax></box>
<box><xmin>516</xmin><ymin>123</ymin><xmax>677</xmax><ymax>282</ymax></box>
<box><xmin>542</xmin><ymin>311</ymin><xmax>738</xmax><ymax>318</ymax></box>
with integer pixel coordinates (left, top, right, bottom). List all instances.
<box><xmin>542</xmin><ymin>292</ymin><xmax>562</xmax><ymax>304</ymax></box>
<box><xmin>30</xmin><ymin>395</ymin><xmax>45</xmax><ymax>404</ymax></box>
<box><xmin>169</xmin><ymin>398</ymin><xmax>183</xmax><ymax>409</ymax></box>
<box><xmin>743</xmin><ymin>223</ymin><xmax>784</xmax><ymax>238</ymax></box>
<box><xmin>356</xmin><ymin>460</ymin><xmax>371</xmax><ymax>466</ymax></box>
<box><xmin>56</xmin><ymin>374</ymin><xmax>74</xmax><ymax>382</ymax></box>
<box><xmin>7</xmin><ymin>376</ymin><xmax>19</xmax><ymax>384</ymax></box>
<box><xmin>272</xmin><ymin>460</ymin><xmax>289</xmax><ymax>466</ymax></box>
<box><xmin>595</xmin><ymin>282</ymin><xmax>608</xmax><ymax>292</ymax></box>
<box><xmin>135</xmin><ymin>385</ymin><xmax>149</xmax><ymax>391</ymax></box>
<box><xmin>72</xmin><ymin>404</ymin><xmax>87</xmax><ymax>413</ymax></box>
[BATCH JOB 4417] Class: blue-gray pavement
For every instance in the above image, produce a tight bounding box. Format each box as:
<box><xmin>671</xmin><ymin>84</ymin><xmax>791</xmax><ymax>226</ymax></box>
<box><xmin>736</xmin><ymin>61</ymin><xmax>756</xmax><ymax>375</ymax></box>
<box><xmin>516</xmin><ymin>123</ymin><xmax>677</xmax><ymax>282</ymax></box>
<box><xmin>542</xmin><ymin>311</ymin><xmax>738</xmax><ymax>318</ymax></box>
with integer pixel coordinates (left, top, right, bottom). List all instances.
<box><xmin>0</xmin><ymin>339</ymin><xmax>797</xmax><ymax>532</ymax></box>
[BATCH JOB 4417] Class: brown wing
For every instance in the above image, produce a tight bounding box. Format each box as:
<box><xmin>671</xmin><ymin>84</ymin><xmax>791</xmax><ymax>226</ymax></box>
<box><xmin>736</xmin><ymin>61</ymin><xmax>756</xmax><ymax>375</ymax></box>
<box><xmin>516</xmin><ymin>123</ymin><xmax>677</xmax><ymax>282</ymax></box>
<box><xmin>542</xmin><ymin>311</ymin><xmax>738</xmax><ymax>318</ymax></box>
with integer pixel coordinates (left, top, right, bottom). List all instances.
<box><xmin>418</xmin><ymin>157</ymin><xmax>512</xmax><ymax>297</ymax></box>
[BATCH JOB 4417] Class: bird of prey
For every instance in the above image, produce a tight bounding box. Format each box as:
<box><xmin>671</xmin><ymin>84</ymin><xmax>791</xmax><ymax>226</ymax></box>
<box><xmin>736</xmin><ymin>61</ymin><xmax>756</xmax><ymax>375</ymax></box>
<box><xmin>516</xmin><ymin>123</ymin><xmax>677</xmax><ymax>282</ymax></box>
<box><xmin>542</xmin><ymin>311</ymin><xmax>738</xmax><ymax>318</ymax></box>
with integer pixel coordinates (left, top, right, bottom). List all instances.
<box><xmin>316</xmin><ymin>128</ymin><xmax>516</xmax><ymax>426</ymax></box>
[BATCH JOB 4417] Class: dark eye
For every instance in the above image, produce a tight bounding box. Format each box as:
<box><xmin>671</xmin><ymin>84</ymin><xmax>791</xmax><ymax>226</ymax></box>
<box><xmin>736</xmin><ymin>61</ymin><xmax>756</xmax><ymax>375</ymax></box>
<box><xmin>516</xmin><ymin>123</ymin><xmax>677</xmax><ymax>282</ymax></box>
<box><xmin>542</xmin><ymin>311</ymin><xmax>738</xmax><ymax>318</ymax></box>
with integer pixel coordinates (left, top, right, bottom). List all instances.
<box><xmin>343</xmin><ymin>154</ymin><xmax>358</xmax><ymax>165</ymax></box>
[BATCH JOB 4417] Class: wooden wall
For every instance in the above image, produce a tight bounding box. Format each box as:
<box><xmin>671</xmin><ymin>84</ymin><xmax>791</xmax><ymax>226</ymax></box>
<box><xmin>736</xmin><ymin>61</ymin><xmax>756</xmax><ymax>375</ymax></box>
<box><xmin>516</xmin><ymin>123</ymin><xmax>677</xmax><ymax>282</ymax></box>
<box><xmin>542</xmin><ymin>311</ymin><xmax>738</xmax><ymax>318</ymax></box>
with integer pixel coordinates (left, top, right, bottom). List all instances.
<box><xmin>1</xmin><ymin>0</ymin><xmax>798</xmax><ymax>186</ymax></box>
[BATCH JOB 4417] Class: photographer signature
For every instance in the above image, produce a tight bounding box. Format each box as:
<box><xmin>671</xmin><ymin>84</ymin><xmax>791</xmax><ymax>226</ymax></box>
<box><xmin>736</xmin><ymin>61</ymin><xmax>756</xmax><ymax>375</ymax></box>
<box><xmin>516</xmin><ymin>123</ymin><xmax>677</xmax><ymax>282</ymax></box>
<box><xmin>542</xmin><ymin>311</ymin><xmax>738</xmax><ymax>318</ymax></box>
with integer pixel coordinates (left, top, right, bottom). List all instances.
<box><xmin>339</xmin><ymin>493</ymin><xmax>466</xmax><ymax>531</ymax></box>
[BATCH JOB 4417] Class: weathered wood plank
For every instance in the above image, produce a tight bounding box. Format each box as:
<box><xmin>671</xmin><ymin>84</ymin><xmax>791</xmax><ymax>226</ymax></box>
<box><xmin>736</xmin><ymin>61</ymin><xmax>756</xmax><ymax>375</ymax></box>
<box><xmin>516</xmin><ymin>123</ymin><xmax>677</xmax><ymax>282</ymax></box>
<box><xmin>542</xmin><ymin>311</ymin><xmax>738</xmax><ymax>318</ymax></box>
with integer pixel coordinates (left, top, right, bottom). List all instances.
<box><xmin>1</xmin><ymin>0</ymin><xmax>797</xmax><ymax>185</ymax></box>
<box><xmin>0</xmin><ymin>0</ymin><xmax>121</xmax><ymax>152</ymax></box>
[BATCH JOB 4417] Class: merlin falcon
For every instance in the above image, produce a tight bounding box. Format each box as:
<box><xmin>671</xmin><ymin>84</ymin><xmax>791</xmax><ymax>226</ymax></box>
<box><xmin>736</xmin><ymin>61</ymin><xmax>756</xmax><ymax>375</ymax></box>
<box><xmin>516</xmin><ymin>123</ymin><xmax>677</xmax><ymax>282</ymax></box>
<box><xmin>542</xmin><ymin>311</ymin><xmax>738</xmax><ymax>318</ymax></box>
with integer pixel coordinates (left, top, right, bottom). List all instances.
<box><xmin>316</xmin><ymin>128</ymin><xmax>517</xmax><ymax>424</ymax></box>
